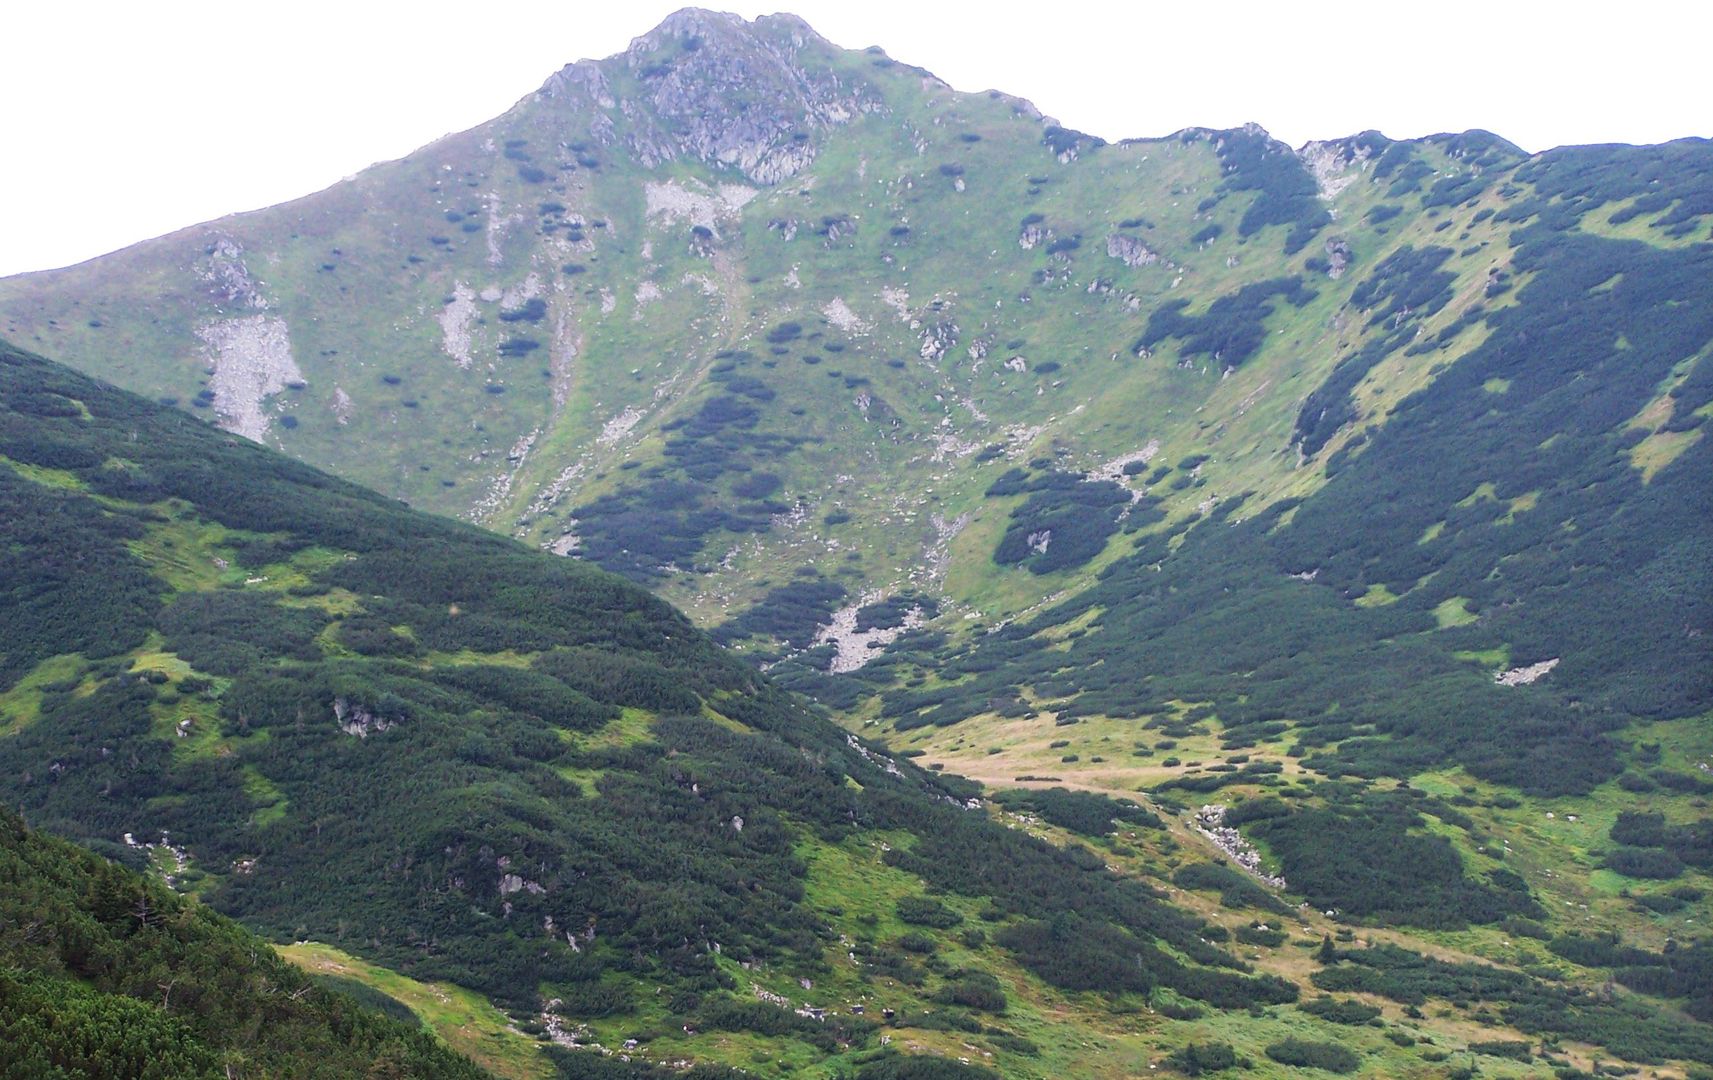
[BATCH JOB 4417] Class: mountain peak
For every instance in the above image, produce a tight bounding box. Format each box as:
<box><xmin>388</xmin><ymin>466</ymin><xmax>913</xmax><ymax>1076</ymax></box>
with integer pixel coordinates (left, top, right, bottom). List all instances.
<box><xmin>627</xmin><ymin>8</ymin><xmax>827</xmax><ymax>54</ymax></box>
<box><xmin>537</xmin><ymin>8</ymin><xmax>877</xmax><ymax>184</ymax></box>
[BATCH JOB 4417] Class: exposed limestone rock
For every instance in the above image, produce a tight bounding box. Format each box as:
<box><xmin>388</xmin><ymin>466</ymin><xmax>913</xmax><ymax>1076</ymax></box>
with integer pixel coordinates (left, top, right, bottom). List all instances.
<box><xmin>550</xmin><ymin>309</ymin><xmax>580</xmax><ymax>408</ymax></box>
<box><xmin>122</xmin><ymin>831</ymin><xmax>192</xmax><ymax>890</ymax></box>
<box><xmin>1018</xmin><ymin>223</ymin><xmax>1049</xmax><ymax>250</ymax></box>
<box><xmin>1195</xmin><ymin>805</ymin><xmax>1286</xmax><ymax>888</ymax></box>
<box><xmin>469</xmin><ymin>428</ymin><xmax>539</xmax><ymax>522</ymax></box>
<box><xmin>919</xmin><ymin>321</ymin><xmax>957</xmax><ymax>362</ymax></box>
<box><xmin>1323</xmin><ymin>237</ymin><xmax>1352</xmax><ymax>279</ymax></box>
<box><xmin>680</xmin><ymin>272</ymin><xmax>720</xmax><ymax>296</ymax></box>
<box><xmin>814</xmin><ymin>591</ymin><xmax>928</xmax><ymax>673</ymax></box>
<box><xmin>933</xmin><ymin>426</ymin><xmax>981</xmax><ymax>461</ymax></box>
<box><xmin>197</xmin><ymin>234</ymin><xmax>269</xmax><ymax>309</ymax></box>
<box><xmin>330</xmin><ymin>386</ymin><xmax>353</xmax><ymax>425</ymax></box>
<box><xmin>542</xmin><ymin>10</ymin><xmax>884</xmax><ymax>185</ymax></box>
<box><xmin>539</xmin><ymin>59</ymin><xmax>616</xmax><ymax>109</ymax></box>
<box><xmin>879</xmin><ymin>287</ymin><xmax>910</xmax><ymax>319</ymax></box>
<box><xmin>484</xmin><ymin>193</ymin><xmax>525</xmax><ymax>267</ymax></box>
<box><xmin>924</xmin><ymin>512</ymin><xmax>970</xmax><ymax>583</ymax></box>
<box><xmin>822</xmin><ymin>297</ymin><xmax>870</xmax><ymax>334</ymax></box>
<box><xmin>1089</xmin><ymin>441</ymin><xmax>1160</xmax><ymax>485</ymax></box>
<box><xmin>1496</xmin><ymin>657</ymin><xmax>1559</xmax><ymax>686</ymax></box>
<box><xmin>599</xmin><ymin>406</ymin><xmax>645</xmax><ymax>444</ymax></box>
<box><xmin>1105</xmin><ymin>233</ymin><xmax>1159</xmax><ymax>268</ymax></box>
<box><xmin>439</xmin><ymin>283</ymin><xmax>477</xmax><ymax>368</ymax></box>
<box><xmin>334</xmin><ymin>696</ymin><xmax>394</xmax><ymax>738</ymax></box>
<box><xmin>500</xmin><ymin>272</ymin><xmax>544</xmax><ymax>312</ymax></box>
<box><xmin>1297</xmin><ymin>139</ymin><xmax>1371</xmax><ymax>201</ymax></box>
<box><xmin>198</xmin><ymin>315</ymin><xmax>302</xmax><ymax>442</ymax></box>
<box><xmin>643</xmin><ymin>179</ymin><xmax>757</xmax><ymax>232</ymax></box>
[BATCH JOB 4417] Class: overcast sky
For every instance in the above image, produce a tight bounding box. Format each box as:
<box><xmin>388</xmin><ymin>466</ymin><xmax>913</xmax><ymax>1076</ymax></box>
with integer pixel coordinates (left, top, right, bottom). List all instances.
<box><xmin>4</xmin><ymin>1</ymin><xmax>1707</xmax><ymax>276</ymax></box>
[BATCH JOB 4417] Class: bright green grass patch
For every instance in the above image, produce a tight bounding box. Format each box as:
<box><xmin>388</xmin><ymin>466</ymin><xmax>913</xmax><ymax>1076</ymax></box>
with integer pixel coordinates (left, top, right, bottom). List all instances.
<box><xmin>1455</xmin><ymin>481</ymin><xmax>1499</xmax><ymax>507</ymax></box>
<box><xmin>278</xmin><ymin>941</ymin><xmax>551</xmax><ymax>1080</ymax></box>
<box><xmin>0</xmin><ymin>653</ymin><xmax>85</xmax><ymax>734</ymax></box>
<box><xmin>2</xmin><ymin>455</ymin><xmax>88</xmax><ymax>490</ymax></box>
<box><xmin>126</xmin><ymin>513</ymin><xmax>246</xmax><ymax>592</ymax></box>
<box><xmin>1628</xmin><ymin>426</ymin><xmax>1702</xmax><ymax>482</ymax></box>
<box><xmin>1433</xmin><ymin>597</ymin><xmax>1477</xmax><ymax>629</ymax></box>
<box><xmin>420</xmin><ymin>648</ymin><xmax>538</xmax><ymax>669</ymax></box>
<box><xmin>553</xmin><ymin>707</ymin><xmax>657</xmax><ymax>794</ymax></box>
<box><xmin>242</xmin><ymin>765</ymin><xmax>289</xmax><ymax>828</ymax></box>
<box><xmin>1454</xmin><ymin>647</ymin><xmax>1509</xmax><ymax>668</ymax></box>
<box><xmin>1354</xmin><ymin>582</ymin><xmax>1399</xmax><ymax>607</ymax></box>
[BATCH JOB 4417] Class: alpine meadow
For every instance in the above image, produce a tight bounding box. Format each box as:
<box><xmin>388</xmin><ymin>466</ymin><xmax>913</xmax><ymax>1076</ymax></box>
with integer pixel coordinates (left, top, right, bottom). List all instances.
<box><xmin>0</xmin><ymin>9</ymin><xmax>1709</xmax><ymax>1080</ymax></box>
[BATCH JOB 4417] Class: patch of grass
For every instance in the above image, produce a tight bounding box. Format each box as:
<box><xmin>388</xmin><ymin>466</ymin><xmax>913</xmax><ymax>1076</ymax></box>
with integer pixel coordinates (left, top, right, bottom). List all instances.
<box><xmin>279</xmin><ymin>942</ymin><xmax>550</xmax><ymax>1079</ymax></box>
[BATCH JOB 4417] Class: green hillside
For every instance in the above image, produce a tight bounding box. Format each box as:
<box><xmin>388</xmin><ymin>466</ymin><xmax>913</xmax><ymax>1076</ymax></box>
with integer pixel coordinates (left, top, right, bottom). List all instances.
<box><xmin>3</xmin><ymin>328</ymin><xmax>1709</xmax><ymax>1077</ymax></box>
<box><xmin>0</xmin><ymin>807</ymin><xmax>486</xmax><ymax>1079</ymax></box>
<box><xmin>1</xmin><ymin>7</ymin><xmax>1710</xmax><ymax>1077</ymax></box>
<box><xmin>0</xmin><ymin>341</ymin><xmax>1315</xmax><ymax>1078</ymax></box>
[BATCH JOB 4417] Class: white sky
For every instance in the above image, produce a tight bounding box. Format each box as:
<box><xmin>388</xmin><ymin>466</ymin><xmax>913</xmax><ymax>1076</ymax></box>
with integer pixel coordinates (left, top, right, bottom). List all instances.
<box><xmin>4</xmin><ymin>1</ymin><xmax>1707</xmax><ymax>276</ymax></box>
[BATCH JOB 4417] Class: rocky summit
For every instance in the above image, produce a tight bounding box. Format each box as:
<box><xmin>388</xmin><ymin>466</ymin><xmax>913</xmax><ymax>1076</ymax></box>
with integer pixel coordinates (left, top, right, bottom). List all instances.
<box><xmin>1</xmin><ymin>9</ymin><xmax>1711</xmax><ymax>1079</ymax></box>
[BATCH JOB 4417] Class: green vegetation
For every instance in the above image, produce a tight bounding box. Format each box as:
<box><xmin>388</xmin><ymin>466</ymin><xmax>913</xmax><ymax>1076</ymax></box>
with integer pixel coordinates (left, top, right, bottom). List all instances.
<box><xmin>0</xmin><ymin>808</ymin><xmax>484</xmax><ymax>1079</ymax></box>
<box><xmin>1</xmin><ymin>14</ymin><xmax>1711</xmax><ymax>1076</ymax></box>
<box><xmin>990</xmin><ymin>787</ymin><xmax>1162</xmax><ymax>837</ymax></box>
<box><xmin>1263</xmin><ymin>1038</ymin><xmax>1359</xmax><ymax>1073</ymax></box>
<box><xmin>0</xmin><ymin>341</ymin><xmax>1319</xmax><ymax>1077</ymax></box>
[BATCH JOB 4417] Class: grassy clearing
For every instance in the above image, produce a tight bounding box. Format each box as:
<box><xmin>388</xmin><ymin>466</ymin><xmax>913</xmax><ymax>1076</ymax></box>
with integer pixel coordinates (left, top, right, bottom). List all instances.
<box><xmin>1432</xmin><ymin>597</ymin><xmax>1477</xmax><ymax>628</ymax></box>
<box><xmin>279</xmin><ymin>941</ymin><xmax>551</xmax><ymax>1080</ymax></box>
<box><xmin>0</xmin><ymin>653</ymin><xmax>84</xmax><ymax>735</ymax></box>
<box><xmin>2</xmin><ymin>455</ymin><xmax>88</xmax><ymax>490</ymax></box>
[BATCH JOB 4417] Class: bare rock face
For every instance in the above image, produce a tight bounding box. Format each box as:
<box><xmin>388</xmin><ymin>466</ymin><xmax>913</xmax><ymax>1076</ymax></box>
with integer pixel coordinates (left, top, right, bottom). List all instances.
<box><xmin>1105</xmin><ymin>233</ymin><xmax>1159</xmax><ymax>268</ymax></box>
<box><xmin>199</xmin><ymin>315</ymin><xmax>301</xmax><ymax>442</ymax></box>
<box><xmin>197</xmin><ymin>235</ymin><xmax>269</xmax><ymax>310</ymax></box>
<box><xmin>540</xmin><ymin>10</ymin><xmax>885</xmax><ymax>185</ymax></box>
<box><xmin>334</xmin><ymin>696</ymin><xmax>395</xmax><ymax>738</ymax></box>
<box><xmin>1323</xmin><ymin>237</ymin><xmax>1352</xmax><ymax>279</ymax></box>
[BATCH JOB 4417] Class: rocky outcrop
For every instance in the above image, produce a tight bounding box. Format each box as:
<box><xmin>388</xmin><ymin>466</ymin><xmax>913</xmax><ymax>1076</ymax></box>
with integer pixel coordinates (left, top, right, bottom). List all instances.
<box><xmin>1322</xmin><ymin>237</ymin><xmax>1352</xmax><ymax>279</ymax></box>
<box><xmin>334</xmin><ymin>696</ymin><xmax>395</xmax><ymax>738</ymax></box>
<box><xmin>1105</xmin><ymin>233</ymin><xmax>1159</xmax><ymax>268</ymax></box>
<box><xmin>1297</xmin><ymin>138</ymin><xmax>1373</xmax><ymax>201</ymax></box>
<box><xmin>643</xmin><ymin>179</ymin><xmax>757</xmax><ymax>232</ymax></box>
<box><xmin>199</xmin><ymin>315</ymin><xmax>301</xmax><ymax>442</ymax></box>
<box><xmin>540</xmin><ymin>10</ymin><xmax>885</xmax><ymax>185</ymax></box>
<box><xmin>814</xmin><ymin>593</ymin><xmax>928</xmax><ymax>673</ymax></box>
<box><xmin>197</xmin><ymin>234</ymin><xmax>270</xmax><ymax>310</ymax></box>
<box><xmin>1194</xmin><ymin>805</ymin><xmax>1286</xmax><ymax>889</ymax></box>
<box><xmin>439</xmin><ymin>283</ymin><xmax>476</xmax><ymax>369</ymax></box>
<box><xmin>822</xmin><ymin>297</ymin><xmax>870</xmax><ymax>334</ymax></box>
<box><xmin>1496</xmin><ymin>657</ymin><xmax>1558</xmax><ymax>686</ymax></box>
<box><xmin>918</xmin><ymin>321</ymin><xmax>957</xmax><ymax>363</ymax></box>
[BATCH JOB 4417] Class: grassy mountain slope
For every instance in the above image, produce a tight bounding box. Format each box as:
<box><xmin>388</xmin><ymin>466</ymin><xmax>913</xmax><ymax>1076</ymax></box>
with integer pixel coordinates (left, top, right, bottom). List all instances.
<box><xmin>1</xmin><ymin>340</ymin><xmax>1324</xmax><ymax>1078</ymax></box>
<box><xmin>0</xmin><ymin>807</ymin><xmax>487</xmax><ymax>1079</ymax></box>
<box><xmin>2</xmin><ymin>7</ymin><xmax>1711</xmax><ymax>1075</ymax></box>
<box><xmin>0</xmin><ymin>12</ymin><xmax>1617</xmax><ymax>644</ymax></box>
<box><xmin>3</xmin><ymin>333</ymin><xmax>1710</xmax><ymax>1076</ymax></box>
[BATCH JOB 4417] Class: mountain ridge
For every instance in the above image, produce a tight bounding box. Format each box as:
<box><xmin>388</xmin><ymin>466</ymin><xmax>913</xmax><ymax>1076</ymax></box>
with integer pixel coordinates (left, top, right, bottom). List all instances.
<box><xmin>0</xmin><ymin>12</ymin><xmax>1710</xmax><ymax>1074</ymax></box>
